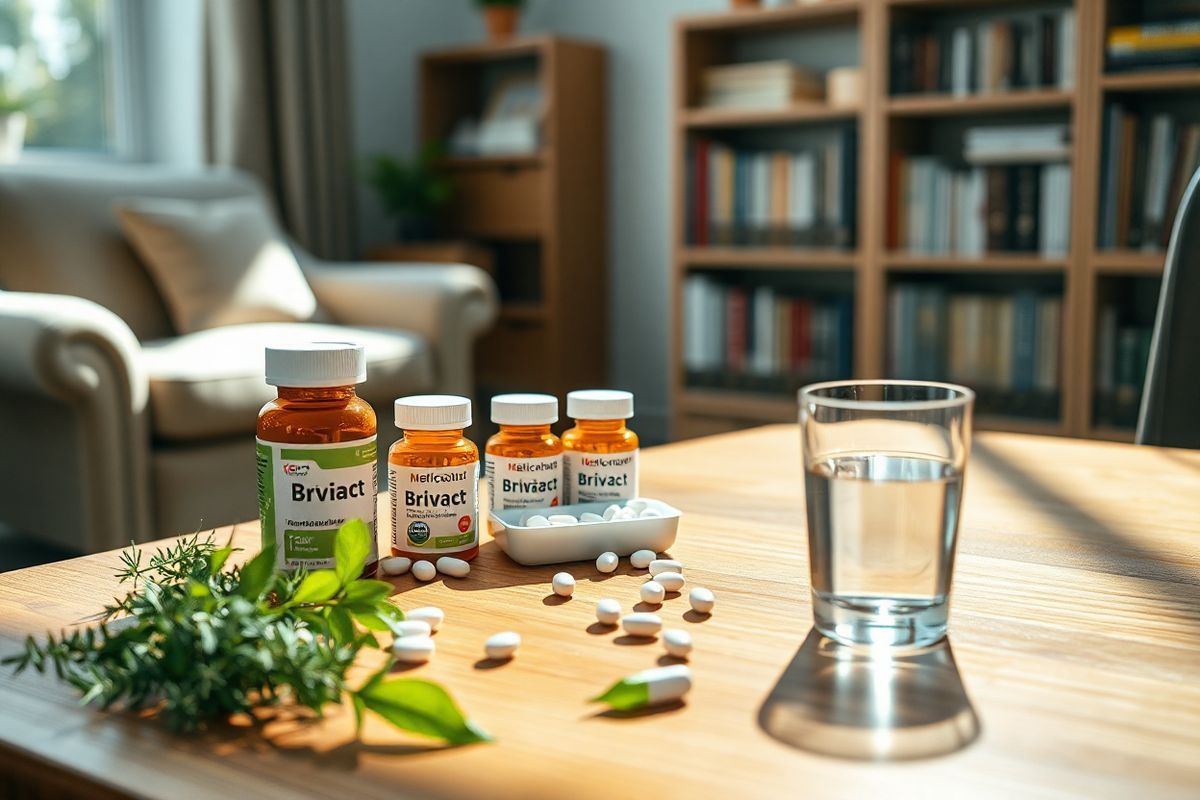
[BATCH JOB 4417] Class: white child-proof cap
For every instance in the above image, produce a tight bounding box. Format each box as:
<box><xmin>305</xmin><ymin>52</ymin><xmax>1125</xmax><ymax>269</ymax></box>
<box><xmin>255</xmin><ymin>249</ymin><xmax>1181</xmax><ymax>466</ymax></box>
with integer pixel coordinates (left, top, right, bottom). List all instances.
<box><xmin>264</xmin><ymin>341</ymin><xmax>366</xmax><ymax>387</ymax></box>
<box><xmin>394</xmin><ymin>395</ymin><xmax>472</xmax><ymax>430</ymax></box>
<box><xmin>491</xmin><ymin>393</ymin><xmax>559</xmax><ymax>426</ymax></box>
<box><xmin>566</xmin><ymin>389</ymin><xmax>634</xmax><ymax>420</ymax></box>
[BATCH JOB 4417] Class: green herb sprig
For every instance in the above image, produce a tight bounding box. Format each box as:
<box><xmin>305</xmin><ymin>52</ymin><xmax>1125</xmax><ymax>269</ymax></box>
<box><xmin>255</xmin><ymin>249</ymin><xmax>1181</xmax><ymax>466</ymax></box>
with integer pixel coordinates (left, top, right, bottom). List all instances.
<box><xmin>3</xmin><ymin>520</ymin><xmax>490</xmax><ymax>745</ymax></box>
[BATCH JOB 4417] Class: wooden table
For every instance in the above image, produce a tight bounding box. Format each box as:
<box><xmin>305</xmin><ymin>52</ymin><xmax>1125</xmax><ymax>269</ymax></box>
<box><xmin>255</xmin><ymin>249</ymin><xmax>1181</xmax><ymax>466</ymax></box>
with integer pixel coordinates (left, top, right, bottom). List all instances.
<box><xmin>2</xmin><ymin>427</ymin><xmax>1198</xmax><ymax>799</ymax></box>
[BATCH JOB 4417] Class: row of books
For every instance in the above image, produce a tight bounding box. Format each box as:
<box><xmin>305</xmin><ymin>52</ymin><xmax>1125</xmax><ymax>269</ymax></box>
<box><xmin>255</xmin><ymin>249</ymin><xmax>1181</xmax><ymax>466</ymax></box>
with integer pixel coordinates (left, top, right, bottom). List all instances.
<box><xmin>683</xmin><ymin>275</ymin><xmax>853</xmax><ymax>386</ymax></box>
<box><xmin>888</xmin><ymin>285</ymin><xmax>1062</xmax><ymax>394</ymax></box>
<box><xmin>701</xmin><ymin>60</ymin><xmax>823</xmax><ymax>110</ymax></box>
<box><xmin>1107</xmin><ymin>19</ymin><xmax>1200</xmax><ymax>72</ymax></box>
<box><xmin>889</xmin><ymin>158</ymin><xmax>1072</xmax><ymax>256</ymax></box>
<box><xmin>891</xmin><ymin>9</ymin><xmax>1076</xmax><ymax>96</ymax></box>
<box><xmin>687</xmin><ymin>130</ymin><xmax>857</xmax><ymax>249</ymax></box>
<box><xmin>1094</xmin><ymin>305</ymin><xmax>1153</xmax><ymax>428</ymax></box>
<box><xmin>1098</xmin><ymin>105</ymin><xmax>1200</xmax><ymax>251</ymax></box>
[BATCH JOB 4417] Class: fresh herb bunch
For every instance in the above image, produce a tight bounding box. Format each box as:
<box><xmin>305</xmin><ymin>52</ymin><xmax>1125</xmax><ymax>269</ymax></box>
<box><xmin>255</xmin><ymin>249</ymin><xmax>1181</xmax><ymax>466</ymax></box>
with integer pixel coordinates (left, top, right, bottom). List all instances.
<box><xmin>3</xmin><ymin>520</ymin><xmax>490</xmax><ymax>745</ymax></box>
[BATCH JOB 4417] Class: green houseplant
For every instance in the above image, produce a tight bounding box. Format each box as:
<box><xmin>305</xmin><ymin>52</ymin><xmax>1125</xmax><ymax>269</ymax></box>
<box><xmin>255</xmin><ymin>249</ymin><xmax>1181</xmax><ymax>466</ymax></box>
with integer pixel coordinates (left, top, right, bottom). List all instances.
<box><xmin>475</xmin><ymin>0</ymin><xmax>525</xmax><ymax>41</ymax></box>
<box><xmin>362</xmin><ymin>143</ymin><xmax>453</xmax><ymax>242</ymax></box>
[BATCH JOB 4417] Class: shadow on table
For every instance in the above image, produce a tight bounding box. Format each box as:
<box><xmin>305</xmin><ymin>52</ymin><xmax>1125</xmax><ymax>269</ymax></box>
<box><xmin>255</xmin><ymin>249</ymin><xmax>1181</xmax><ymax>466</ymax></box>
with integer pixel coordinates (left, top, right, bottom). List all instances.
<box><xmin>758</xmin><ymin>628</ymin><xmax>980</xmax><ymax>761</ymax></box>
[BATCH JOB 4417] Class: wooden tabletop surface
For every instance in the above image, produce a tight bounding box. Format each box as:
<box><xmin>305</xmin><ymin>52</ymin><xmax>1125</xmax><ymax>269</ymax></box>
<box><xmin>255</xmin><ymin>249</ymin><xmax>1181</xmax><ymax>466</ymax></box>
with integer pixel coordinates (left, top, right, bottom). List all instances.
<box><xmin>1</xmin><ymin>427</ymin><xmax>1199</xmax><ymax>799</ymax></box>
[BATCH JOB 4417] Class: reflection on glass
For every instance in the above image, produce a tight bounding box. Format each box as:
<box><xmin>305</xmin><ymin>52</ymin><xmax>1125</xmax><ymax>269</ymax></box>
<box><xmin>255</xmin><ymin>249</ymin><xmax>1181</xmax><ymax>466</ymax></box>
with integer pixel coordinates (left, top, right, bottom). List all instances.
<box><xmin>759</xmin><ymin>628</ymin><xmax>980</xmax><ymax>761</ymax></box>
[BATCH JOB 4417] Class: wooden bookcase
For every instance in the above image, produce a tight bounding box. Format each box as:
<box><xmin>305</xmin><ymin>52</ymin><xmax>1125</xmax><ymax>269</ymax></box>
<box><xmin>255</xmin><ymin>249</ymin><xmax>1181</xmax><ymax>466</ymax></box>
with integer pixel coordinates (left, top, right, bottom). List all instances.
<box><xmin>671</xmin><ymin>0</ymin><xmax>1185</xmax><ymax>442</ymax></box>
<box><xmin>419</xmin><ymin>36</ymin><xmax>607</xmax><ymax>416</ymax></box>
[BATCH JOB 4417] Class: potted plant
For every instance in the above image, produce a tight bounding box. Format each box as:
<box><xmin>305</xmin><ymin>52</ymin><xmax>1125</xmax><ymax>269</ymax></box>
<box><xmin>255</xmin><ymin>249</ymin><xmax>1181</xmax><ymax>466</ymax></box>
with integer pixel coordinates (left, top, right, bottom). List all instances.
<box><xmin>475</xmin><ymin>0</ymin><xmax>524</xmax><ymax>41</ymax></box>
<box><xmin>362</xmin><ymin>143</ymin><xmax>453</xmax><ymax>242</ymax></box>
<box><xmin>0</xmin><ymin>90</ymin><xmax>30</xmax><ymax>164</ymax></box>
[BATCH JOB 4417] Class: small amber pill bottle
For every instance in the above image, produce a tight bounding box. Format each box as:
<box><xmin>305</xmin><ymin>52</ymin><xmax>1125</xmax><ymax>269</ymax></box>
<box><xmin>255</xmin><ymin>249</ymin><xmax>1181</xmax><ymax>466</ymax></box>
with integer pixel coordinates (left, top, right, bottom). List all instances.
<box><xmin>389</xmin><ymin>395</ymin><xmax>480</xmax><ymax>561</ymax></box>
<box><xmin>562</xmin><ymin>389</ymin><xmax>639</xmax><ymax>504</ymax></box>
<box><xmin>485</xmin><ymin>393</ymin><xmax>563</xmax><ymax>511</ymax></box>
<box><xmin>256</xmin><ymin>342</ymin><xmax>378</xmax><ymax>576</ymax></box>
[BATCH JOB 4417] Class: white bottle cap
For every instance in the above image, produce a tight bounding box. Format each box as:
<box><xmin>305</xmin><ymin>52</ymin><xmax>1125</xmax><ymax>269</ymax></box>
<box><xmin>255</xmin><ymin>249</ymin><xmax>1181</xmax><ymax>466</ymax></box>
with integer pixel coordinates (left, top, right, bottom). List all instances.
<box><xmin>264</xmin><ymin>342</ymin><xmax>366</xmax><ymax>387</ymax></box>
<box><xmin>491</xmin><ymin>393</ymin><xmax>559</xmax><ymax>426</ymax></box>
<box><xmin>566</xmin><ymin>389</ymin><xmax>634</xmax><ymax>420</ymax></box>
<box><xmin>394</xmin><ymin>395</ymin><xmax>472</xmax><ymax>430</ymax></box>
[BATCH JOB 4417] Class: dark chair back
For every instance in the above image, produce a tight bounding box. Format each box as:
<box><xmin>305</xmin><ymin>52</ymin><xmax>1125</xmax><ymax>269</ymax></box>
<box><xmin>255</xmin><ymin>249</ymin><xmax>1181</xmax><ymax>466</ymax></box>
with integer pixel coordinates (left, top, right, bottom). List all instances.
<box><xmin>1137</xmin><ymin>166</ymin><xmax>1200</xmax><ymax>448</ymax></box>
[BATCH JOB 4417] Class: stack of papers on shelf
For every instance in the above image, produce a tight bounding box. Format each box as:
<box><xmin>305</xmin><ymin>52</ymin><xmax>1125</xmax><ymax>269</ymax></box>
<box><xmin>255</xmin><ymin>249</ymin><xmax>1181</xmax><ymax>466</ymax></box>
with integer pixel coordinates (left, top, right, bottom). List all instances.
<box><xmin>964</xmin><ymin>124</ymin><xmax>1071</xmax><ymax>163</ymax></box>
<box><xmin>701</xmin><ymin>60</ymin><xmax>824</xmax><ymax>110</ymax></box>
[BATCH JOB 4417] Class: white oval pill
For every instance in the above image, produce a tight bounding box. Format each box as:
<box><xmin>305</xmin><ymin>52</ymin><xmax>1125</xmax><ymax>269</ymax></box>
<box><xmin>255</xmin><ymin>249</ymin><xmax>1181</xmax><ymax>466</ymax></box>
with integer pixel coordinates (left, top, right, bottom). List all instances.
<box><xmin>595</xmin><ymin>551</ymin><xmax>619</xmax><ymax>573</ymax></box>
<box><xmin>580</xmin><ymin>512</ymin><xmax>605</xmax><ymax>523</ymax></box>
<box><xmin>639</xmin><ymin>508</ymin><xmax>663</xmax><ymax>518</ymax></box>
<box><xmin>389</xmin><ymin>619</ymin><xmax>432</xmax><ymax>638</ymax></box>
<box><xmin>406</xmin><ymin>606</ymin><xmax>444</xmax><ymax>632</ymax></box>
<box><xmin>626</xmin><ymin>499</ymin><xmax>649</xmax><ymax>513</ymax></box>
<box><xmin>435</xmin><ymin>556</ymin><xmax>470</xmax><ymax>578</ymax></box>
<box><xmin>548</xmin><ymin>514</ymin><xmax>578</xmax><ymax>525</ymax></box>
<box><xmin>635</xmin><ymin>664</ymin><xmax>692</xmax><ymax>705</ymax></box>
<box><xmin>652</xmin><ymin>571</ymin><xmax>685</xmax><ymax>592</ymax></box>
<box><xmin>602</xmin><ymin>504</ymin><xmax>621</xmax><ymax>520</ymax></box>
<box><xmin>662</xmin><ymin>629</ymin><xmax>693</xmax><ymax>659</ymax></box>
<box><xmin>526</xmin><ymin>515</ymin><xmax>550</xmax><ymax>528</ymax></box>
<box><xmin>621</xmin><ymin>612</ymin><xmax>663</xmax><ymax>637</ymax></box>
<box><xmin>552</xmin><ymin>572</ymin><xmax>575</xmax><ymax>597</ymax></box>
<box><xmin>689</xmin><ymin>587</ymin><xmax>715</xmax><ymax>614</ymax></box>
<box><xmin>595</xmin><ymin>598</ymin><xmax>621</xmax><ymax>625</ymax></box>
<box><xmin>630</xmin><ymin>549</ymin><xmax>657</xmax><ymax>569</ymax></box>
<box><xmin>640</xmin><ymin>580</ymin><xmax>665</xmax><ymax>605</ymax></box>
<box><xmin>392</xmin><ymin>636</ymin><xmax>435</xmax><ymax>664</ymax></box>
<box><xmin>615</xmin><ymin>508</ymin><xmax>638</xmax><ymax>520</ymax></box>
<box><xmin>649</xmin><ymin>559</ymin><xmax>684</xmax><ymax>576</ymax></box>
<box><xmin>412</xmin><ymin>560</ymin><xmax>436</xmax><ymax>581</ymax></box>
<box><xmin>380</xmin><ymin>556</ymin><xmax>412</xmax><ymax>576</ymax></box>
<box><xmin>484</xmin><ymin>631</ymin><xmax>521</xmax><ymax>660</ymax></box>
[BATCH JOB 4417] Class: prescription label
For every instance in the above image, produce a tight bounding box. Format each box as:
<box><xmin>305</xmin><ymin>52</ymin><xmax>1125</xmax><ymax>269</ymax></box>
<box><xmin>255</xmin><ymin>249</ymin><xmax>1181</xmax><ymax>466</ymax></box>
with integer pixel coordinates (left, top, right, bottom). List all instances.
<box><xmin>564</xmin><ymin>449</ymin><xmax>638</xmax><ymax>503</ymax></box>
<box><xmin>389</xmin><ymin>462</ymin><xmax>479</xmax><ymax>554</ymax></box>
<box><xmin>486</xmin><ymin>453</ymin><xmax>562</xmax><ymax>510</ymax></box>
<box><xmin>256</xmin><ymin>436</ymin><xmax>378</xmax><ymax>571</ymax></box>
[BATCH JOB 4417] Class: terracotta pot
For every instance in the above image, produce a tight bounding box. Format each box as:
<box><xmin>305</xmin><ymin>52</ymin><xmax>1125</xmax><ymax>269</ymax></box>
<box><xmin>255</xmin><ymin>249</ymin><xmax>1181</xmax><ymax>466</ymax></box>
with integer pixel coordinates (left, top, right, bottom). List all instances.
<box><xmin>484</xmin><ymin>6</ymin><xmax>519</xmax><ymax>40</ymax></box>
<box><xmin>731</xmin><ymin>0</ymin><xmax>761</xmax><ymax>9</ymax></box>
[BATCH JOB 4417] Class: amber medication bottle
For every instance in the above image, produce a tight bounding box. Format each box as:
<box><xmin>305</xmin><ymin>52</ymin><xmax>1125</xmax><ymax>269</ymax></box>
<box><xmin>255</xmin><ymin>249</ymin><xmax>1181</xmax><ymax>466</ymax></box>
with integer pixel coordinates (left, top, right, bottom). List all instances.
<box><xmin>256</xmin><ymin>342</ymin><xmax>378</xmax><ymax>575</ymax></box>
<box><xmin>389</xmin><ymin>395</ymin><xmax>480</xmax><ymax>561</ymax></box>
<box><xmin>562</xmin><ymin>389</ymin><xmax>639</xmax><ymax>504</ymax></box>
<box><xmin>485</xmin><ymin>393</ymin><xmax>563</xmax><ymax>511</ymax></box>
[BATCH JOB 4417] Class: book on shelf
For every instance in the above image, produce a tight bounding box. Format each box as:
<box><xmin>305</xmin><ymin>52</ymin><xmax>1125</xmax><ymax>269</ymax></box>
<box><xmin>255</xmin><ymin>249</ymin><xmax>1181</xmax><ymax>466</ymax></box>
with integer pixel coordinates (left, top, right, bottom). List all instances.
<box><xmin>683</xmin><ymin>274</ymin><xmax>853</xmax><ymax>392</ymax></box>
<box><xmin>688</xmin><ymin>127</ymin><xmax>857</xmax><ymax>249</ymax></box>
<box><xmin>701</xmin><ymin>60</ymin><xmax>824</xmax><ymax>110</ymax></box>
<box><xmin>1093</xmin><ymin>302</ymin><xmax>1154</xmax><ymax>428</ymax></box>
<box><xmin>1098</xmin><ymin>104</ymin><xmax>1200</xmax><ymax>251</ymax></box>
<box><xmin>891</xmin><ymin>8</ymin><xmax>1075</xmax><ymax>96</ymax></box>
<box><xmin>963</xmin><ymin>124</ymin><xmax>1071</xmax><ymax>163</ymax></box>
<box><xmin>1107</xmin><ymin>19</ymin><xmax>1200</xmax><ymax>72</ymax></box>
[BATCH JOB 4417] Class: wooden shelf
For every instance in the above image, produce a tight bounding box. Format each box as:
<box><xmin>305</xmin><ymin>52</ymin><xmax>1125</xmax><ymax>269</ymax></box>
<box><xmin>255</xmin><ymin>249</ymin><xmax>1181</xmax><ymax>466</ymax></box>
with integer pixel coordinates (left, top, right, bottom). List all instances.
<box><xmin>1091</xmin><ymin>251</ymin><xmax>1165</xmax><ymax>275</ymax></box>
<box><xmin>887</xmin><ymin>89</ymin><xmax>1073</xmax><ymax>117</ymax></box>
<box><xmin>421</xmin><ymin>35</ymin><xmax>555</xmax><ymax>64</ymax></box>
<box><xmin>679</xmin><ymin>0</ymin><xmax>860</xmax><ymax>32</ymax></box>
<box><xmin>682</xmin><ymin>247</ymin><xmax>859</xmax><ymax>269</ymax></box>
<box><xmin>439</xmin><ymin>154</ymin><xmax>546</xmax><ymax>170</ymax></box>
<box><xmin>1100</xmin><ymin>69</ymin><xmax>1200</xmax><ymax>93</ymax></box>
<box><xmin>885</xmin><ymin>252</ymin><xmax>1068</xmax><ymax>272</ymax></box>
<box><xmin>498</xmin><ymin>304</ymin><xmax>548</xmax><ymax>323</ymax></box>
<box><xmin>682</xmin><ymin>104</ymin><xmax>858</xmax><ymax>129</ymax></box>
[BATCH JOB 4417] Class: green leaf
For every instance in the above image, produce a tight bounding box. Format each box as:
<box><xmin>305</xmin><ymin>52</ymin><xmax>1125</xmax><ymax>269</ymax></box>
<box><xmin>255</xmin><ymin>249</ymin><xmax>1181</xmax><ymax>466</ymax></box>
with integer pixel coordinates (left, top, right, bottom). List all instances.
<box><xmin>357</xmin><ymin>678</ymin><xmax>492</xmax><ymax>745</ymax></box>
<box><xmin>341</xmin><ymin>579</ymin><xmax>393</xmax><ymax>606</ymax></box>
<box><xmin>352</xmin><ymin>693</ymin><xmax>367</xmax><ymax>735</ymax></box>
<box><xmin>327</xmin><ymin>607</ymin><xmax>355</xmax><ymax>645</ymax></box>
<box><xmin>237</xmin><ymin>545</ymin><xmax>276</xmax><ymax>600</ymax></box>
<box><xmin>290</xmin><ymin>571</ymin><xmax>342</xmax><ymax>606</ymax></box>
<box><xmin>352</xmin><ymin>611</ymin><xmax>395</xmax><ymax>633</ymax></box>
<box><xmin>591</xmin><ymin>678</ymin><xmax>651</xmax><ymax>711</ymax></box>
<box><xmin>334</xmin><ymin>519</ymin><xmax>372</xmax><ymax>586</ymax></box>
<box><xmin>208</xmin><ymin>544</ymin><xmax>234</xmax><ymax>575</ymax></box>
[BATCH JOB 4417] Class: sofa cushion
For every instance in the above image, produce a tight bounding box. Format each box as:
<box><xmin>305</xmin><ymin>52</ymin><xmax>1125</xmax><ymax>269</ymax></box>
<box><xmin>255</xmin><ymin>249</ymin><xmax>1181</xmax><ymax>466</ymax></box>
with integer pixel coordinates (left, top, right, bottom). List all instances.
<box><xmin>140</xmin><ymin>323</ymin><xmax>435</xmax><ymax>441</ymax></box>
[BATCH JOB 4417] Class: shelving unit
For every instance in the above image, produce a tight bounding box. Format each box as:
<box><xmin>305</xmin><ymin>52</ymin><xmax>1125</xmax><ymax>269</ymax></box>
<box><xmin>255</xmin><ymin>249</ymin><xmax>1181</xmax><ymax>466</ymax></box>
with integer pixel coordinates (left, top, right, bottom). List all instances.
<box><xmin>671</xmin><ymin>0</ymin><xmax>1179</xmax><ymax>442</ymax></box>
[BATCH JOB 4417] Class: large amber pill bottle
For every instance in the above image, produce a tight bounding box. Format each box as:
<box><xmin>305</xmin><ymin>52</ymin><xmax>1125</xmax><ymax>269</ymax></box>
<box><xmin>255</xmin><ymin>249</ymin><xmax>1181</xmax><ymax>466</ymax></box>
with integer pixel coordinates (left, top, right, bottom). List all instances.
<box><xmin>485</xmin><ymin>393</ymin><xmax>563</xmax><ymax>511</ymax></box>
<box><xmin>389</xmin><ymin>395</ymin><xmax>480</xmax><ymax>561</ymax></box>
<box><xmin>562</xmin><ymin>390</ymin><xmax>639</xmax><ymax>504</ymax></box>
<box><xmin>256</xmin><ymin>342</ymin><xmax>378</xmax><ymax>576</ymax></box>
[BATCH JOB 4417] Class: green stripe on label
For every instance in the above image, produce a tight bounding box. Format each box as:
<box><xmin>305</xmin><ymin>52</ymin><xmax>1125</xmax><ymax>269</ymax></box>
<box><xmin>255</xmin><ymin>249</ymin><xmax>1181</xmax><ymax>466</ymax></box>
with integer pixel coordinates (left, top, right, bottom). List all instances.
<box><xmin>281</xmin><ymin>441</ymin><xmax>377</xmax><ymax>469</ymax></box>
<box><xmin>256</xmin><ymin>442</ymin><xmax>275</xmax><ymax>551</ymax></box>
<box><xmin>433</xmin><ymin>530</ymin><xmax>475</xmax><ymax>549</ymax></box>
<box><xmin>284</xmin><ymin>529</ymin><xmax>338</xmax><ymax>560</ymax></box>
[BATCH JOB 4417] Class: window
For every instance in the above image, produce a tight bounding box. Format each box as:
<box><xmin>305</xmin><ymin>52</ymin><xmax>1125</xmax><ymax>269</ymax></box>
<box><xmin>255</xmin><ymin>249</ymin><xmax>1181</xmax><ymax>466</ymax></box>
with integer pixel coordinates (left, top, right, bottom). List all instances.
<box><xmin>0</xmin><ymin>0</ymin><xmax>126</xmax><ymax>155</ymax></box>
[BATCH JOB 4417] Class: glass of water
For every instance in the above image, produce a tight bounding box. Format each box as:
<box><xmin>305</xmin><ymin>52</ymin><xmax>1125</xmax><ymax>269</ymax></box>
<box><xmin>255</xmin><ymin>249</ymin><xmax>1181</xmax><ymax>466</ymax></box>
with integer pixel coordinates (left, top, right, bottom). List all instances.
<box><xmin>798</xmin><ymin>380</ymin><xmax>973</xmax><ymax>648</ymax></box>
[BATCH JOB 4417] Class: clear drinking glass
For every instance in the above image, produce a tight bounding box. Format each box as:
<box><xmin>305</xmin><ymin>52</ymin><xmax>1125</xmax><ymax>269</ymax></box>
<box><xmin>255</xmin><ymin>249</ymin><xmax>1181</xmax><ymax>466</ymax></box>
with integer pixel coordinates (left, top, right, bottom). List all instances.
<box><xmin>798</xmin><ymin>380</ymin><xmax>973</xmax><ymax>648</ymax></box>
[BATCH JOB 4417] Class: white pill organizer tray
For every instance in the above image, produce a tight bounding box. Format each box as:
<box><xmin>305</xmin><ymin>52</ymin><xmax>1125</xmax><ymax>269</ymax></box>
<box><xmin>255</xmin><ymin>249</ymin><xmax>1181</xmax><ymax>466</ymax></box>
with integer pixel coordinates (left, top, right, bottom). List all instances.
<box><xmin>490</xmin><ymin>499</ymin><xmax>682</xmax><ymax>566</ymax></box>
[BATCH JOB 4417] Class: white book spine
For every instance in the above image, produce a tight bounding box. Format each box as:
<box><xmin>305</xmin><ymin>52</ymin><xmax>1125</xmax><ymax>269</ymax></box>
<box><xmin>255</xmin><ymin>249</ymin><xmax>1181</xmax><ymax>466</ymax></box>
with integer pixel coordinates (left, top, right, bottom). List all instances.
<box><xmin>1059</xmin><ymin>9</ymin><xmax>1076</xmax><ymax>90</ymax></box>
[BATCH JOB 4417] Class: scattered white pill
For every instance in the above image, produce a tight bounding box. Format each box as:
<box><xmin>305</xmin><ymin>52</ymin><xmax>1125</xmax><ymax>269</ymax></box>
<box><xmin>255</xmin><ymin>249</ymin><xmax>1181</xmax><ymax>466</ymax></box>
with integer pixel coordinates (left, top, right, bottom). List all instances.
<box><xmin>662</xmin><ymin>629</ymin><xmax>693</xmax><ymax>659</ymax></box>
<box><xmin>380</xmin><ymin>556</ymin><xmax>412</xmax><ymax>576</ymax></box>
<box><xmin>526</xmin><ymin>515</ymin><xmax>551</xmax><ymax>528</ymax></box>
<box><xmin>621</xmin><ymin>612</ymin><xmax>663</xmax><ymax>637</ymax></box>
<box><xmin>626</xmin><ymin>499</ymin><xmax>649</xmax><ymax>513</ymax></box>
<box><xmin>435</xmin><ymin>556</ymin><xmax>470</xmax><ymax>578</ymax></box>
<box><xmin>484</xmin><ymin>631</ymin><xmax>521</xmax><ymax>660</ymax></box>
<box><xmin>596</xmin><ymin>598</ymin><xmax>621</xmax><ymax>625</ymax></box>
<box><xmin>602</xmin><ymin>504</ymin><xmax>621</xmax><ymax>520</ymax></box>
<box><xmin>637</xmin><ymin>664</ymin><xmax>692</xmax><ymax>705</ymax></box>
<box><xmin>406</xmin><ymin>606</ymin><xmax>445</xmax><ymax>632</ymax></box>
<box><xmin>389</xmin><ymin>620</ymin><xmax>432</xmax><ymax>638</ymax></box>
<box><xmin>595</xmin><ymin>551</ymin><xmax>619</xmax><ymax>573</ymax></box>
<box><xmin>552</xmin><ymin>572</ymin><xmax>576</xmax><ymax>597</ymax></box>
<box><xmin>689</xmin><ymin>587</ymin><xmax>715</xmax><ymax>614</ymax></box>
<box><xmin>548</xmin><ymin>514</ymin><xmax>578</xmax><ymax>526</ymax></box>
<box><xmin>652</xmin><ymin>571</ymin><xmax>685</xmax><ymax>593</ymax></box>
<box><xmin>615</xmin><ymin>508</ymin><xmax>639</xmax><ymax>521</ymax></box>
<box><xmin>412</xmin><ymin>560</ymin><xmax>436</xmax><ymax>581</ymax></box>
<box><xmin>630</xmin><ymin>549</ymin><xmax>657</xmax><ymax>569</ymax></box>
<box><xmin>649</xmin><ymin>559</ymin><xmax>684</xmax><ymax>576</ymax></box>
<box><xmin>640</xmin><ymin>580</ymin><xmax>665</xmax><ymax>605</ymax></box>
<box><xmin>580</xmin><ymin>512</ymin><xmax>606</xmax><ymax>523</ymax></box>
<box><xmin>392</xmin><ymin>636</ymin><xmax>435</xmax><ymax>664</ymax></box>
<box><xmin>639</xmin><ymin>508</ymin><xmax>663</xmax><ymax>518</ymax></box>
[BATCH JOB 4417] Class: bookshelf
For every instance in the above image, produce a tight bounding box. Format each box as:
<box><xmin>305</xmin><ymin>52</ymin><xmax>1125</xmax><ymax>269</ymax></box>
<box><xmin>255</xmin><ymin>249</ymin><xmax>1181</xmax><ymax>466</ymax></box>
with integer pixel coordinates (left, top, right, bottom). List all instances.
<box><xmin>671</xmin><ymin>0</ymin><xmax>1185</xmax><ymax>442</ymax></box>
